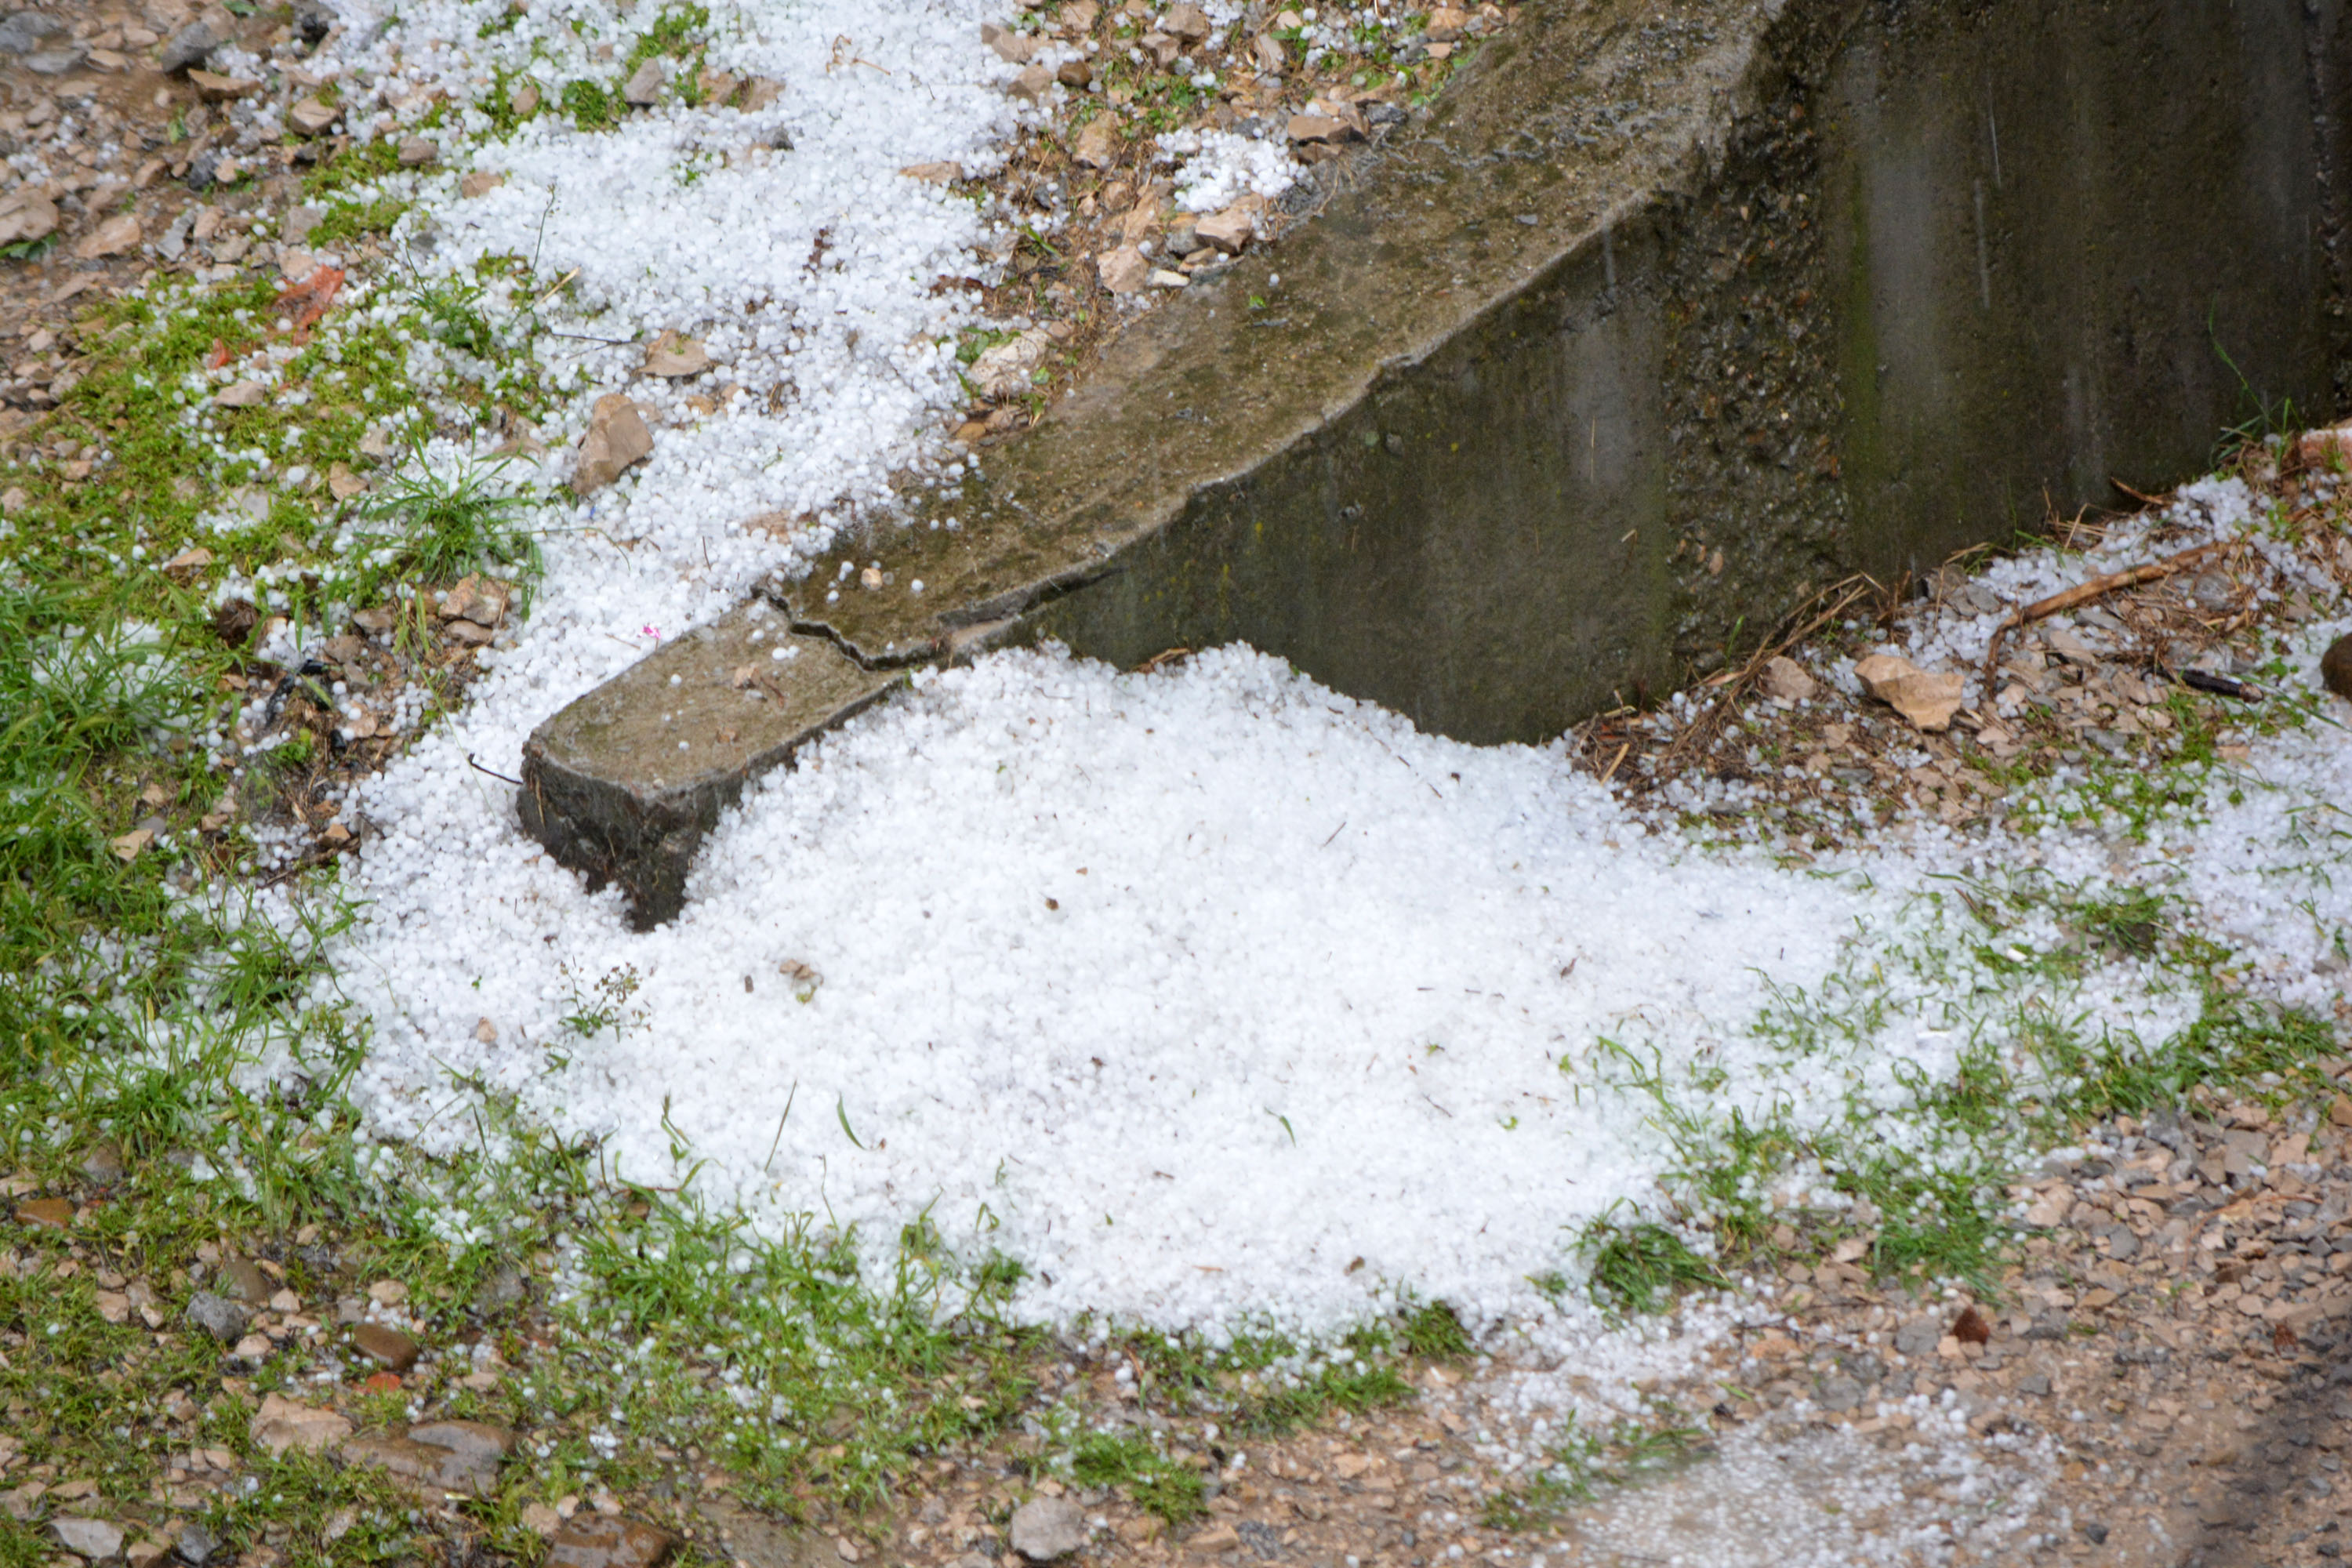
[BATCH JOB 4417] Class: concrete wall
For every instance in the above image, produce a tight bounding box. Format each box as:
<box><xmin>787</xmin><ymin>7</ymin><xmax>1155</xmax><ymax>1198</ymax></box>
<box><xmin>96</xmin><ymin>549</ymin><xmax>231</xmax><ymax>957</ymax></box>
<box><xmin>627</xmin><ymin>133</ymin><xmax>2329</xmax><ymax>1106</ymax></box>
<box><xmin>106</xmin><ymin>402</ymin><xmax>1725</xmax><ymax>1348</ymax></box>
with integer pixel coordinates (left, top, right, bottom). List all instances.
<box><xmin>1036</xmin><ymin>0</ymin><xmax>2352</xmax><ymax>742</ymax></box>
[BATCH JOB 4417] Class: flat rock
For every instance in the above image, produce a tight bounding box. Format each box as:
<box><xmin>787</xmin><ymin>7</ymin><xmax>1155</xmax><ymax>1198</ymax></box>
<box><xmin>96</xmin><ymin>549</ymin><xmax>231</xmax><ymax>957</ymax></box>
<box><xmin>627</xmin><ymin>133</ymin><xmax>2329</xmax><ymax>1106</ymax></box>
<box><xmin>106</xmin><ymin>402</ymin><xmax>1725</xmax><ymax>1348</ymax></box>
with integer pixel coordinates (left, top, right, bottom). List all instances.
<box><xmin>50</xmin><ymin>1516</ymin><xmax>123</xmax><ymax>1560</ymax></box>
<box><xmin>407</xmin><ymin>1420</ymin><xmax>516</xmax><ymax>1465</ymax></box>
<box><xmin>1853</xmin><ymin>653</ymin><xmax>1965</xmax><ymax>731</ymax></box>
<box><xmin>1194</xmin><ymin>208</ymin><xmax>1253</xmax><ymax>254</ymax></box>
<box><xmin>157</xmin><ymin>19</ymin><xmax>219</xmax><ymax>72</ymax></box>
<box><xmin>351</xmin><ymin>1321</ymin><xmax>420</xmax><ymax>1371</ymax></box>
<box><xmin>74</xmin><ymin>214</ymin><xmax>140</xmax><ymax>260</ymax></box>
<box><xmin>15</xmin><ymin>1196</ymin><xmax>71</xmax><ymax>1229</ymax></box>
<box><xmin>1286</xmin><ymin>113</ymin><xmax>1359</xmax><ymax>143</ymax></box>
<box><xmin>0</xmin><ymin>188</ymin><xmax>57</xmax><ymax>247</ymax></box>
<box><xmin>249</xmin><ymin>1392</ymin><xmax>352</xmax><ymax>1456</ymax></box>
<box><xmin>622</xmin><ymin>57</ymin><xmax>665</xmax><ymax>105</ymax></box>
<box><xmin>397</xmin><ymin>136</ymin><xmax>439</xmax><ymax>166</ymax></box>
<box><xmin>1893</xmin><ymin>1314</ymin><xmax>1942</xmax><ymax>1357</ymax></box>
<box><xmin>215</xmin><ymin>381</ymin><xmax>267</xmax><ymax>408</ymax></box>
<box><xmin>184</xmin><ymin>1291</ymin><xmax>247</xmax><ymax>1343</ymax></box>
<box><xmin>339</xmin><ymin>1435</ymin><xmax>499</xmax><ymax>1497</ymax></box>
<box><xmin>1760</xmin><ymin>655</ymin><xmax>1817</xmax><ymax>703</ymax></box>
<box><xmin>288</xmin><ymin>97</ymin><xmax>339</xmax><ymax>135</ymax></box>
<box><xmin>1010</xmin><ymin>1497</ymin><xmax>1087</xmax><ymax>1562</ymax></box>
<box><xmin>642</xmin><ymin>336</ymin><xmax>712</xmax><ymax>378</ymax></box>
<box><xmin>546</xmin><ymin>1515</ymin><xmax>677</xmax><ymax>1568</ymax></box>
<box><xmin>216</xmin><ymin>1257</ymin><xmax>270</xmax><ymax>1303</ymax></box>
<box><xmin>187</xmin><ymin>69</ymin><xmax>260</xmax><ymax>102</ymax></box>
<box><xmin>1096</xmin><ymin>245</ymin><xmax>1149</xmax><ymax>293</ymax></box>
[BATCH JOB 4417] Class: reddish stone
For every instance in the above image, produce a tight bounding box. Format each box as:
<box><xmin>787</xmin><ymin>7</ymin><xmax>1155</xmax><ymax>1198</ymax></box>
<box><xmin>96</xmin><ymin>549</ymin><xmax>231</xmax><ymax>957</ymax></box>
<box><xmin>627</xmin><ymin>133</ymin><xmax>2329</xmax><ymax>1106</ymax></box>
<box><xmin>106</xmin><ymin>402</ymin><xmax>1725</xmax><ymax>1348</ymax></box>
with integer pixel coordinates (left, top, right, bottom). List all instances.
<box><xmin>351</xmin><ymin>1323</ymin><xmax>420</xmax><ymax>1372</ymax></box>
<box><xmin>14</xmin><ymin>1198</ymin><xmax>72</xmax><ymax>1229</ymax></box>
<box><xmin>546</xmin><ymin>1515</ymin><xmax>677</xmax><ymax>1568</ymax></box>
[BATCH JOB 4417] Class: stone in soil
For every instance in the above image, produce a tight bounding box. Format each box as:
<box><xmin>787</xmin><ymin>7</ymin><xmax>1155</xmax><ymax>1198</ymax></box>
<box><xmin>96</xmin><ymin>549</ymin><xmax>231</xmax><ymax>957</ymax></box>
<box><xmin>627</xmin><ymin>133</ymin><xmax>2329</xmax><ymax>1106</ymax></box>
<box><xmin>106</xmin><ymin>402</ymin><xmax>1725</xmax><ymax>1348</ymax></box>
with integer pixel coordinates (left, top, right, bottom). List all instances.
<box><xmin>14</xmin><ymin>1196</ymin><xmax>71</xmax><ymax>1229</ymax></box>
<box><xmin>249</xmin><ymin>1393</ymin><xmax>352</xmax><ymax>1457</ymax></box>
<box><xmin>216</xmin><ymin>1257</ymin><xmax>270</xmax><ymax>1303</ymax></box>
<box><xmin>545</xmin><ymin>1515</ymin><xmax>677</xmax><ymax>1568</ymax></box>
<box><xmin>50</xmin><ymin>1516</ymin><xmax>123</xmax><ymax>1560</ymax></box>
<box><xmin>175</xmin><ymin>1523</ymin><xmax>220</xmax><ymax>1566</ymax></box>
<box><xmin>351</xmin><ymin>1322</ymin><xmax>420</xmax><ymax>1370</ymax></box>
<box><xmin>184</xmin><ymin>1292</ymin><xmax>247</xmax><ymax>1343</ymax></box>
<box><xmin>1009</xmin><ymin>1497</ymin><xmax>1086</xmax><ymax>1562</ymax></box>
<box><xmin>339</xmin><ymin>1434</ymin><xmax>501</xmax><ymax>1497</ymax></box>
<box><xmin>407</xmin><ymin>1420</ymin><xmax>517</xmax><ymax>1465</ymax></box>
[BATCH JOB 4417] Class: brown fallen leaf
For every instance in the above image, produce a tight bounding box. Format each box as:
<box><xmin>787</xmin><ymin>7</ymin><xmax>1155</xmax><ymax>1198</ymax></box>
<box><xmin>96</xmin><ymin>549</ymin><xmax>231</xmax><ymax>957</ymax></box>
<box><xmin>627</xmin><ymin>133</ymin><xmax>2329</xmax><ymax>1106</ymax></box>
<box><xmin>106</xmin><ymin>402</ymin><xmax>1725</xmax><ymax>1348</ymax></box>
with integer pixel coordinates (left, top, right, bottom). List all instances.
<box><xmin>1853</xmin><ymin>652</ymin><xmax>1965</xmax><ymax>731</ymax></box>
<box><xmin>1951</xmin><ymin>1305</ymin><xmax>1991</xmax><ymax>1346</ymax></box>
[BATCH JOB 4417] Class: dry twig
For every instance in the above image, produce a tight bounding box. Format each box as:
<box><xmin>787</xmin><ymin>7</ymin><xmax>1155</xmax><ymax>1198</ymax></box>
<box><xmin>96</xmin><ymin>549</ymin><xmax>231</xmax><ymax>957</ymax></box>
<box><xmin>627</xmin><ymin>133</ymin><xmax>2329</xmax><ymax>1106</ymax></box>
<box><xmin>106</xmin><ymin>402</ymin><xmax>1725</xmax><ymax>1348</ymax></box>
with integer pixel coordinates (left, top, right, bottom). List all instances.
<box><xmin>1980</xmin><ymin>540</ymin><xmax>2228</xmax><ymax>698</ymax></box>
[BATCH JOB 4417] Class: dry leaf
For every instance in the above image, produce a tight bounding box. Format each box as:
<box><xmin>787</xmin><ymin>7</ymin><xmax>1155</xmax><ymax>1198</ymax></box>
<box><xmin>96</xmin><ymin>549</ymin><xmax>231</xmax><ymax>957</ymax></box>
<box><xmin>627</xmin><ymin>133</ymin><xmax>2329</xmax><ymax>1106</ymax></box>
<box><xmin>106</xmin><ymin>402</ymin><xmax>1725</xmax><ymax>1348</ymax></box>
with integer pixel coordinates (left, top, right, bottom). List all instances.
<box><xmin>1853</xmin><ymin>653</ymin><xmax>1965</xmax><ymax>731</ymax></box>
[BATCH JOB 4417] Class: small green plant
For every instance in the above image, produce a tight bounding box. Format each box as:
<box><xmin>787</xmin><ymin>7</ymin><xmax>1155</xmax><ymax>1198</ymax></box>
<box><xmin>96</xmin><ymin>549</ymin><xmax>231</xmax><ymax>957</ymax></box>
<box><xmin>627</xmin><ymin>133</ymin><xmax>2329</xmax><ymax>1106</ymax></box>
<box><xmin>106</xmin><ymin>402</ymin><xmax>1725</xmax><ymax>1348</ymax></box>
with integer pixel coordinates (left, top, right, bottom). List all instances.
<box><xmin>561</xmin><ymin>78</ymin><xmax>620</xmax><ymax>131</ymax></box>
<box><xmin>1572</xmin><ymin>1214</ymin><xmax>1728</xmax><ymax>1319</ymax></box>
<box><xmin>310</xmin><ymin>196</ymin><xmax>409</xmax><ymax>247</ymax></box>
<box><xmin>560</xmin><ymin>963</ymin><xmax>643</xmax><ymax>1041</ymax></box>
<box><xmin>1397</xmin><ymin>1298</ymin><xmax>1471</xmax><ymax>1358</ymax></box>
<box><xmin>1068</xmin><ymin>1429</ymin><xmax>1205</xmax><ymax>1523</ymax></box>
<box><xmin>353</xmin><ymin>452</ymin><xmax>541</xmax><ymax>601</ymax></box>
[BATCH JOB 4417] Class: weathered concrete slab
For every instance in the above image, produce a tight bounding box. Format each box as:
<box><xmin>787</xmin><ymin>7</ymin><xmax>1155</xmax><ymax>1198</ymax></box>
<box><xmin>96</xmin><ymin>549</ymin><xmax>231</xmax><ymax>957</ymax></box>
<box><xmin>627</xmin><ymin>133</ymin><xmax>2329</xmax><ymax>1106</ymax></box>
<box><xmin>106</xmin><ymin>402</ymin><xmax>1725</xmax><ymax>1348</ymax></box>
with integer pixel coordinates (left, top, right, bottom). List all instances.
<box><xmin>526</xmin><ymin>0</ymin><xmax>2352</xmax><ymax>924</ymax></box>
<box><xmin>518</xmin><ymin>601</ymin><xmax>896</xmax><ymax>928</ymax></box>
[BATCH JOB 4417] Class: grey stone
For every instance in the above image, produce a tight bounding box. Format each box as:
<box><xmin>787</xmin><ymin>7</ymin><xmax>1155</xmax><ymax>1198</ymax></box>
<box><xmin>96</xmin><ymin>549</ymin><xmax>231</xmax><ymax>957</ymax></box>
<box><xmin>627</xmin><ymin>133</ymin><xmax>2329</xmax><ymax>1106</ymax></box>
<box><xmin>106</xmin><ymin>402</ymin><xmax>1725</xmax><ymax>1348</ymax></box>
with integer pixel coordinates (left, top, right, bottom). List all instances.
<box><xmin>0</xmin><ymin>10</ymin><xmax>58</xmax><ymax>53</ymax></box>
<box><xmin>292</xmin><ymin>0</ymin><xmax>334</xmax><ymax>46</ymax></box>
<box><xmin>22</xmin><ymin>43</ymin><xmax>83</xmax><ymax>74</ymax></box>
<box><xmin>1814</xmin><ymin>1374</ymin><xmax>1864</xmax><ymax>1411</ymax></box>
<box><xmin>1009</xmin><ymin>1496</ymin><xmax>1087</xmax><ymax>1562</ymax></box>
<box><xmin>2018</xmin><ymin>1373</ymin><xmax>2052</xmax><ymax>1396</ymax></box>
<box><xmin>473</xmin><ymin>1263</ymin><xmax>527</xmax><ymax>1314</ymax></box>
<box><xmin>184</xmin><ymin>1290</ymin><xmax>248</xmax><ymax>1343</ymax></box>
<box><xmin>158</xmin><ymin>20</ymin><xmax>220</xmax><ymax>73</ymax></box>
<box><xmin>176</xmin><ymin>1521</ymin><xmax>220</xmax><ymax>1565</ymax></box>
<box><xmin>524</xmin><ymin>0</ymin><xmax>2352</xmax><ymax>919</ymax></box>
<box><xmin>407</xmin><ymin>1420</ymin><xmax>516</xmax><ymax>1465</ymax></box>
<box><xmin>50</xmin><ymin>1517</ymin><xmax>123</xmax><ymax>1560</ymax></box>
<box><xmin>1893</xmin><ymin>1314</ymin><xmax>1943</xmax><ymax>1357</ymax></box>
<box><xmin>2024</xmin><ymin>1309</ymin><xmax>2071</xmax><ymax>1341</ymax></box>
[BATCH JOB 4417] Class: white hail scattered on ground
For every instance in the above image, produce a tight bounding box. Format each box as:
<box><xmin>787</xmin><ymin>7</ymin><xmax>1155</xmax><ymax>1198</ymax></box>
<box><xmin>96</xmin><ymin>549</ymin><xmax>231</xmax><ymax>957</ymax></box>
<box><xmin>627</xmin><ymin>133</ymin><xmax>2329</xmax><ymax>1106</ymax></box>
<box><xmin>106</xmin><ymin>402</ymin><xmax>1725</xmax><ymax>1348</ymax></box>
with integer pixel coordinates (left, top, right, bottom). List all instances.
<box><xmin>285</xmin><ymin>2</ymin><xmax>2352</xmax><ymax>1364</ymax></box>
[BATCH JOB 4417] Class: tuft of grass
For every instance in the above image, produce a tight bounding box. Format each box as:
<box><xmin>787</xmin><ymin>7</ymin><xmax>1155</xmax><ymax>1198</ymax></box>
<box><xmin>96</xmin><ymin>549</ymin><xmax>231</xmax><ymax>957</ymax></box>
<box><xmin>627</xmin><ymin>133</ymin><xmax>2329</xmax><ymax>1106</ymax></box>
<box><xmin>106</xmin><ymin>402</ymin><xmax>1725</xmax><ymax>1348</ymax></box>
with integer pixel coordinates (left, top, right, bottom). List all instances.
<box><xmin>1571</xmin><ymin>1216</ymin><xmax>1727</xmax><ymax>1320</ymax></box>
<box><xmin>351</xmin><ymin>452</ymin><xmax>540</xmax><ymax>604</ymax></box>
<box><xmin>1067</xmin><ymin>1429</ymin><xmax>1206</xmax><ymax>1523</ymax></box>
<box><xmin>309</xmin><ymin>195</ymin><xmax>409</xmax><ymax>247</ymax></box>
<box><xmin>301</xmin><ymin>135</ymin><xmax>405</xmax><ymax>201</ymax></box>
<box><xmin>561</xmin><ymin>77</ymin><xmax>620</xmax><ymax>131</ymax></box>
<box><xmin>1397</xmin><ymin>1298</ymin><xmax>1471</xmax><ymax>1359</ymax></box>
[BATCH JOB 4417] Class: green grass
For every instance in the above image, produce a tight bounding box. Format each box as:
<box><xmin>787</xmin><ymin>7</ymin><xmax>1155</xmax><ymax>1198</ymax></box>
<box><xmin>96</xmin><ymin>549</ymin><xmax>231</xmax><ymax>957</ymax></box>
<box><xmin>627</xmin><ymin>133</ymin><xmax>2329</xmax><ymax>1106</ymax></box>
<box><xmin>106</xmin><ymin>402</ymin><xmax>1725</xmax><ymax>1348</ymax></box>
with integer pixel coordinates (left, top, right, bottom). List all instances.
<box><xmin>1065</xmin><ymin>1429</ymin><xmax>1205</xmax><ymax>1523</ymax></box>
<box><xmin>351</xmin><ymin>452</ymin><xmax>540</xmax><ymax>605</ymax></box>
<box><xmin>1572</xmin><ymin>1215</ymin><xmax>1729</xmax><ymax>1322</ymax></box>
<box><xmin>561</xmin><ymin>77</ymin><xmax>620</xmax><ymax>131</ymax></box>
<box><xmin>1554</xmin><ymin>861</ymin><xmax>2341</xmax><ymax>1315</ymax></box>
